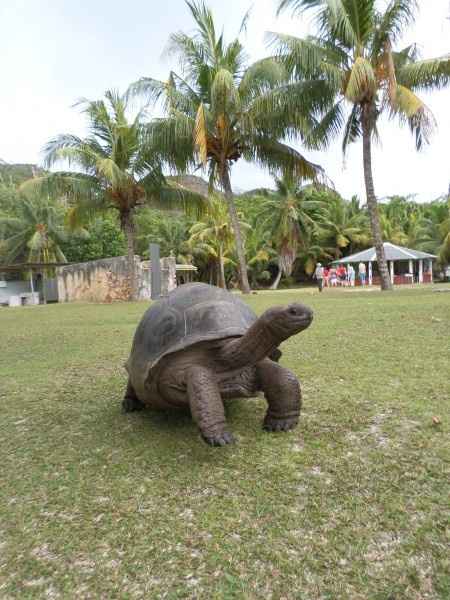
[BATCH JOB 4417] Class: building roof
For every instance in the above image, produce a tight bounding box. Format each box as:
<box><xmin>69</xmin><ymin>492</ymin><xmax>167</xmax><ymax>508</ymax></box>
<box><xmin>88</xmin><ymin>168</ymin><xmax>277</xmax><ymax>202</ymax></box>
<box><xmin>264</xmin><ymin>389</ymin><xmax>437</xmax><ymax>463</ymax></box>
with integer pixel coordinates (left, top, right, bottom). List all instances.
<box><xmin>333</xmin><ymin>242</ymin><xmax>436</xmax><ymax>264</ymax></box>
<box><xmin>332</xmin><ymin>242</ymin><xmax>436</xmax><ymax>264</ymax></box>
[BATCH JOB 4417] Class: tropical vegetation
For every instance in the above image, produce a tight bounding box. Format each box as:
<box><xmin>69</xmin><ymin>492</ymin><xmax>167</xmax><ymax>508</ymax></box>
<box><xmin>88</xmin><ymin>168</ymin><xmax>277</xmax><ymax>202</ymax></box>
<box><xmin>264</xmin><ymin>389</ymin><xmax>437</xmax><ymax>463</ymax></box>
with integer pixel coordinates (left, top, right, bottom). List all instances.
<box><xmin>129</xmin><ymin>1</ymin><xmax>325</xmax><ymax>293</ymax></box>
<box><xmin>18</xmin><ymin>91</ymin><xmax>204</xmax><ymax>299</ymax></box>
<box><xmin>0</xmin><ymin>189</ymin><xmax>68</xmax><ymax>301</ymax></box>
<box><xmin>2</xmin><ymin>170</ymin><xmax>449</xmax><ymax>289</ymax></box>
<box><xmin>273</xmin><ymin>0</ymin><xmax>450</xmax><ymax>290</ymax></box>
<box><xmin>1</xmin><ymin>0</ymin><xmax>450</xmax><ymax>292</ymax></box>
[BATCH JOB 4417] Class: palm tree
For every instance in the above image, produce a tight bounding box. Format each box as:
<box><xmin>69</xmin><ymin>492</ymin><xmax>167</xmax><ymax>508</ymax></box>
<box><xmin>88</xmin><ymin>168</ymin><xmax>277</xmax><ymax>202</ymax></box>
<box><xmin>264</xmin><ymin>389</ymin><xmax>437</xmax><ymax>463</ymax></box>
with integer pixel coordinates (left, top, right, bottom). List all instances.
<box><xmin>297</xmin><ymin>232</ymin><xmax>331</xmax><ymax>277</ymax></box>
<box><xmin>274</xmin><ymin>0</ymin><xmax>450</xmax><ymax>290</ymax></box>
<box><xmin>188</xmin><ymin>196</ymin><xmax>247</xmax><ymax>288</ymax></box>
<box><xmin>130</xmin><ymin>0</ymin><xmax>324</xmax><ymax>293</ymax></box>
<box><xmin>0</xmin><ymin>194</ymin><xmax>67</xmax><ymax>302</ymax></box>
<box><xmin>259</xmin><ymin>174</ymin><xmax>323</xmax><ymax>288</ymax></box>
<box><xmin>23</xmin><ymin>90</ymin><xmax>203</xmax><ymax>300</ymax></box>
<box><xmin>134</xmin><ymin>210</ymin><xmax>193</xmax><ymax>263</ymax></box>
<box><xmin>244</xmin><ymin>224</ymin><xmax>274</xmax><ymax>289</ymax></box>
<box><xmin>418</xmin><ymin>198</ymin><xmax>450</xmax><ymax>268</ymax></box>
<box><xmin>319</xmin><ymin>194</ymin><xmax>371</xmax><ymax>258</ymax></box>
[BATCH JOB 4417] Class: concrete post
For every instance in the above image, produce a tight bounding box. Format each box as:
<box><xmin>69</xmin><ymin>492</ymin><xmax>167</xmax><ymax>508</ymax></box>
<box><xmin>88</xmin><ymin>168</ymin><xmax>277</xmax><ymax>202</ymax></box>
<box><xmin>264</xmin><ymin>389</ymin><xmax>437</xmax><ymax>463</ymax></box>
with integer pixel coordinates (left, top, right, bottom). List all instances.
<box><xmin>368</xmin><ymin>262</ymin><xmax>372</xmax><ymax>286</ymax></box>
<box><xmin>150</xmin><ymin>243</ymin><xmax>161</xmax><ymax>299</ymax></box>
<box><xmin>419</xmin><ymin>259</ymin><xmax>423</xmax><ymax>284</ymax></box>
<box><xmin>390</xmin><ymin>261</ymin><xmax>395</xmax><ymax>284</ymax></box>
<box><xmin>160</xmin><ymin>256</ymin><xmax>177</xmax><ymax>295</ymax></box>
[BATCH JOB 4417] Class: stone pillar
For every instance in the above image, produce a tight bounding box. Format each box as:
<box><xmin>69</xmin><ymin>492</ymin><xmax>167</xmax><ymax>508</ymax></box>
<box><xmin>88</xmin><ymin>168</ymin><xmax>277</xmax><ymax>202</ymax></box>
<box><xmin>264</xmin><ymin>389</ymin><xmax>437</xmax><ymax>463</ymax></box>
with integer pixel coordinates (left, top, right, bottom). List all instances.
<box><xmin>160</xmin><ymin>256</ymin><xmax>177</xmax><ymax>295</ymax></box>
<box><xmin>150</xmin><ymin>243</ymin><xmax>161</xmax><ymax>299</ymax></box>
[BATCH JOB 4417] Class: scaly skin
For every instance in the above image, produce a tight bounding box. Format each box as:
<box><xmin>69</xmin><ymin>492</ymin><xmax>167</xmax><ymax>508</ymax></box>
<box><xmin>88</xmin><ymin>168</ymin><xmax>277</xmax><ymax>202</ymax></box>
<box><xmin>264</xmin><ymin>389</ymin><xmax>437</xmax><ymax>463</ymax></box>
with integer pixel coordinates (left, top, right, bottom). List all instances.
<box><xmin>218</xmin><ymin>304</ymin><xmax>313</xmax><ymax>369</ymax></box>
<box><xmin>123</xmin><ymin>303</ymin><xmax>313</xmax><ymax>446</ymax></box>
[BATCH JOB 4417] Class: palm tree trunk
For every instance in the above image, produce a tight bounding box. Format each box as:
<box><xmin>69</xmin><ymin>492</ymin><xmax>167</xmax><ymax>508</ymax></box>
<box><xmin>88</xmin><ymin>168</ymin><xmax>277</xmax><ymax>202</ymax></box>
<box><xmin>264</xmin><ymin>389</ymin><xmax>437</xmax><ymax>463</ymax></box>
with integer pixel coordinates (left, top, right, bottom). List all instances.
<box><xmin>361</xmin><ymin>104</ymin><xmax>392</xmax><ymax>291</ymax></box>
<box><xmin>121</xmin><ymin>209</ymin><xmax>137</xmax><ymax>301</ymax></box>
<box><xmin>221</xmin><ymin>168</ymin><xmax>251</xmax><ymax>294</ymax></box>
<box><xmin>270</xmin><ymin>265</ymin><xmax>283</xmax><ymax>290</ymax></box>
<box><xmin>218</xmin><ymin>245</ymin><xmax>226</xmax><ymax>289</ymax></box>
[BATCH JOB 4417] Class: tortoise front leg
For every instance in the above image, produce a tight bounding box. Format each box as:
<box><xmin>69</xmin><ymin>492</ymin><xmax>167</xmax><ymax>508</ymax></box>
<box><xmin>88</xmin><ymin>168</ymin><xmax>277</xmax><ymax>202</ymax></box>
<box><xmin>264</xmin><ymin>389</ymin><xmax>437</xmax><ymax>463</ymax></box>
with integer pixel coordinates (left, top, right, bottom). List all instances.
<box><xmin>122</xmin><ymin>378</ymin><xmax>145</xmax><ymax>413</ymax></box>
<box><xmin>256</xmin><ymin>359</ymin><xmax>301</xmax><ymax>432</ymax></box>
<box><xmin>186</xmin><ymin>366</ymin><xmax>235</xmax><ymax>446</ymax></box>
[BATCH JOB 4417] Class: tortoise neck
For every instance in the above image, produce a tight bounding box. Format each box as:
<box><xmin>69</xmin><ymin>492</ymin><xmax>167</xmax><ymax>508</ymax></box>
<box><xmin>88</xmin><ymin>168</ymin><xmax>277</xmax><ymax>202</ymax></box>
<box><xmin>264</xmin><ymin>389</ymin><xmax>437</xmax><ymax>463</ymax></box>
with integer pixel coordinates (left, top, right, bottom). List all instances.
<box><xmin>218</xmin><ymin>319</ymin><xmax>279</xmax><ymax>369</ymax></box>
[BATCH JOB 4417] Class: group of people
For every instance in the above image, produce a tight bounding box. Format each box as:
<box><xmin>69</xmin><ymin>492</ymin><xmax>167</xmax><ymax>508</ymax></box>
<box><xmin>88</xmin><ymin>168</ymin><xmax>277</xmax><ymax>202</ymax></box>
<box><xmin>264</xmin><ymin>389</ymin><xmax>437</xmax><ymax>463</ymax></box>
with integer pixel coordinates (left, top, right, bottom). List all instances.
<box><xmin>313</xmin><ymin>262</ymin><xmax>367</xmax><ymax>292</ymax></box>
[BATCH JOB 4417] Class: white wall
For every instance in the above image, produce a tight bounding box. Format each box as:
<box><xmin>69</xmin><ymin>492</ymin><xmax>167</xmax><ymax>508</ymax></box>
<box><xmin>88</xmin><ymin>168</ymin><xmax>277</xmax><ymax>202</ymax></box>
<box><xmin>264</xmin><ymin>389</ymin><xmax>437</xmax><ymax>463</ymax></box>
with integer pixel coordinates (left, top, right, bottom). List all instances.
<box><xmin>0</xmin><ymin>280</ymin><xmax>31</xmax><ymax>304</ymax></box>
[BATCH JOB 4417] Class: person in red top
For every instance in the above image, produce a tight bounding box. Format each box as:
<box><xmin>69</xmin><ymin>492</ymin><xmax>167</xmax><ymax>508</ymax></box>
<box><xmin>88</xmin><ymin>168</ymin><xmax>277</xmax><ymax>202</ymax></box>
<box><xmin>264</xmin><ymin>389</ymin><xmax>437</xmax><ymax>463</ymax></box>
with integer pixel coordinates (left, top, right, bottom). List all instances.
<box><xmin>323</xmin><ymin>266</ymin><xmax>330</xmax><ymax>287</ymax></box>
<box><xmin>337</xmin><ymin>264</ymin><xmax>347</xmax><ymax>286</ymax></box>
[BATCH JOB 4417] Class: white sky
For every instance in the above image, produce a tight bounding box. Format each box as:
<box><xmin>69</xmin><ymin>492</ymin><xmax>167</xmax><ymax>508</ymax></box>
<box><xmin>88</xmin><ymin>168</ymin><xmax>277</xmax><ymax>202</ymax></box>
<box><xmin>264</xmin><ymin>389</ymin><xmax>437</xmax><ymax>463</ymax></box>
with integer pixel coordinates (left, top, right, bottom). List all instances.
<box><xmin>1</xmin><ymin>0</ymin><xmax>449</xmax><ymax>201</ymax></box>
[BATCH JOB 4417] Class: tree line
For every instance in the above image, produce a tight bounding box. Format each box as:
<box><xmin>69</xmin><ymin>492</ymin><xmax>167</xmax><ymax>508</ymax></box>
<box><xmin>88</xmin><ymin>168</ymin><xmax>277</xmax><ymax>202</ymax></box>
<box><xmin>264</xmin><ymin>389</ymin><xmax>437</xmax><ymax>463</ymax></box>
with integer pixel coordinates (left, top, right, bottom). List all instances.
<box><xmin>2</xmin><ymin>171</ymin><xmax>448</xmax><ymax>288</ymax></box>
<box><xmin>1</xmin><ymin>0</ymin><xmax>450</xmax><ymax>296</ymax></box>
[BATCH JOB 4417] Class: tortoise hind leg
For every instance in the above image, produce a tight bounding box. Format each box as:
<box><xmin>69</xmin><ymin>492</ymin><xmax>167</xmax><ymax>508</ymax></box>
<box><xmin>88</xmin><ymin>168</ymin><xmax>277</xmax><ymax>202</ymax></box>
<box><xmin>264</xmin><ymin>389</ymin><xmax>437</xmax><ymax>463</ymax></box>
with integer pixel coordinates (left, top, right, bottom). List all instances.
<box><xmin>186</xmin><ymin>366</ymin><xmax>235</xmax><ymax>446</ymax></box>
<box><xmin>256</xmin><ymin>358</ymin><xmax>301</xmax><ymax>432</ymax></box>
<box><xmin>122</xmin><ymin>378</ymin><xmax>145</xmax><ymax>413</ymax></box>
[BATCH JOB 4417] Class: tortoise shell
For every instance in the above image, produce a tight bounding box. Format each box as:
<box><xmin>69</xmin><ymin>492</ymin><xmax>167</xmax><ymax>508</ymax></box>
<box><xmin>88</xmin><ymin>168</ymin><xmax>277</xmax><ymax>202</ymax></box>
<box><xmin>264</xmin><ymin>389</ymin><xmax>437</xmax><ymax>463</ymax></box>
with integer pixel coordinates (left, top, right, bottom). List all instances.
<box><xmin>126</xmin><ymin>283</ymin><xmax>257</xmax><ymax>395</ymax></box>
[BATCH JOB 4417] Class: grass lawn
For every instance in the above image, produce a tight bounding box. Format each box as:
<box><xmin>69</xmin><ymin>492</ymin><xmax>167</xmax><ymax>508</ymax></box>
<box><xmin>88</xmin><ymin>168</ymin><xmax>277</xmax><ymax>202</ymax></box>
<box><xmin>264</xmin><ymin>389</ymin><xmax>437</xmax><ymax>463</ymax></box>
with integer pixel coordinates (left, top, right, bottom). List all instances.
<box><xmin>1</xmin><ymin>286</ymin><xmax>449</xmax><ymax>599</ymax></box>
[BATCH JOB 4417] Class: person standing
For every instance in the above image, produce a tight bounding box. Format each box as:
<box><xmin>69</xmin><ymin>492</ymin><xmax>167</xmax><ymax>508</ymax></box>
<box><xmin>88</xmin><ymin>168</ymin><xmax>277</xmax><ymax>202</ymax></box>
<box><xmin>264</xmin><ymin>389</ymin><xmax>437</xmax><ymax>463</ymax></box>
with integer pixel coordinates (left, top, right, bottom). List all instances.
<box><xmin>323</xmin><ymin>266</ymin><xmax>330</xmax><ymax>287</ymax></box>
<box><xmin>358</xmin><ymin>262</ymin><xmax>366</xmax><ymax>286</ymax></box>
<box><xmin>347</xmin><ymin>264</ymin><xmax>355</xmax><ymax>287</ymax></box>
<box><xmin>314</xmin><ymin>262</ymin><xmax>324</xmax><ymax>292</ymax></box>
<box><xmin>329</xmin><ymin>266</ymin><xmax>338</xmax><ymax>287</ymax></box>
<box><xmin>337</xmin><ymin>264</ymin><xmax>347</xmax><ymax>286</ymax></box>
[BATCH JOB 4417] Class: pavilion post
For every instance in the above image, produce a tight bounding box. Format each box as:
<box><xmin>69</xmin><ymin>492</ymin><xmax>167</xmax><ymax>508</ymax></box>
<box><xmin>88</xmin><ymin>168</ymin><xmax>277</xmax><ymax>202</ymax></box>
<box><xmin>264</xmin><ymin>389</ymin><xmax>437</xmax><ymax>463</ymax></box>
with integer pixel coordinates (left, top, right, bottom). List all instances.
<box><xmin>389</xmin><ymin>261</ymin><xmax>394</xmax><ymax>284</ymax></box>
<box><xmin>368</xmin><ymin>262</ymin><xmax>373</xmax><ymax>286</ymax></box>
<box><xmin>430</xmin><ymin>259</ymin><xmax>433</xmax><ymax>283</ymax></box>
<box><xmin>419</xmin><ymin>259</ymin><xmax>423</xmax><ymax>284</ymax></box>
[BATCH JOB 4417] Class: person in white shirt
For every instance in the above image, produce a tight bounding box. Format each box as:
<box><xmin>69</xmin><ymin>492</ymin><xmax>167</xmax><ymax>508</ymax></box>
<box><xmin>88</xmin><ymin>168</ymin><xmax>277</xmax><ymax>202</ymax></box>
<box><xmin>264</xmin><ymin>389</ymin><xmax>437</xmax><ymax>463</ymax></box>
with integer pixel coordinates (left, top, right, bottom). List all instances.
<box><xmin>358</xmin><ymin>262</ymin><xmax>366</xmax><ymax>286</ymax></box>
<box><xmin>313</xmin><ymin>263</ymin><xmax>324</xmax><ymax>292</ymax></box>
<box><xmin>347</xmin><ymin>264</ymin><xmax>355</xmax><ymax>286</ymax></box>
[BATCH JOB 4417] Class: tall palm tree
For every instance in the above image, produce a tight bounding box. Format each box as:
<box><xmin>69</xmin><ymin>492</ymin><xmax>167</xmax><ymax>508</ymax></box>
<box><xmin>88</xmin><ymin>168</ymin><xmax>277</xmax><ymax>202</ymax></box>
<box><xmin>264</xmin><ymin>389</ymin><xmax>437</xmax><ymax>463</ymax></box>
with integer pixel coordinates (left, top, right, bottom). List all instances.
<box><xmin>23</xmin><ymin>91</ymin><xmax>203</xmax><ymax>300</ymax></box>
<box><xmin>274</xmin><ymin>0</ymin><xmax>450</xmax><ymax>290</ymax></box>
<box><xmin>0</xmin><ymin>194</ymin><xmax>67</xmax><ymax>302</ymax></box>
<box><xmin>259</xmin><ymin>174</ymin><xmax>322</xmax><ymax>288</ymax></box>
<box><xmin>130</xmin><ymin>0</ymin><xmax>324</xmax><ymax>293</ymax></box>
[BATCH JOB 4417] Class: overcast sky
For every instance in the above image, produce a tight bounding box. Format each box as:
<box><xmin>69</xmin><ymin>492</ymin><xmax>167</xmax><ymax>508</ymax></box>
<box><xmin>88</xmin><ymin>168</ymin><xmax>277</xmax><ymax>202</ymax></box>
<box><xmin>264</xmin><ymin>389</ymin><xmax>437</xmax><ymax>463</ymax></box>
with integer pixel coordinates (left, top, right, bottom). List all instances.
<box><xmin>1</xmin><ymin>0</ymin><xmax>449</xmax><ymax>201</ymax></box>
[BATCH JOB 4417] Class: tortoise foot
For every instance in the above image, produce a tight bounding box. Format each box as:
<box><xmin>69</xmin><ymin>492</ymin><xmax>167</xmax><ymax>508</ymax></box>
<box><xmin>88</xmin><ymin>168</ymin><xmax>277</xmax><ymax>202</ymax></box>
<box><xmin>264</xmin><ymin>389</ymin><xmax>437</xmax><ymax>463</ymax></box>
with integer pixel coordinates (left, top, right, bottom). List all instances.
<box><xmin>201</xmin><ymin>431</ymin><xmax>236</xmax><ymax>447</ymax></box>
<box><xmin>122</xmin><ymin>396</ymin><xmax>145</xmax><ymax>413</ymax></box>
<box><xmin>263</xmin><ymin>415</ymin><xmax>298</xmax><ymax>432</ymax></box>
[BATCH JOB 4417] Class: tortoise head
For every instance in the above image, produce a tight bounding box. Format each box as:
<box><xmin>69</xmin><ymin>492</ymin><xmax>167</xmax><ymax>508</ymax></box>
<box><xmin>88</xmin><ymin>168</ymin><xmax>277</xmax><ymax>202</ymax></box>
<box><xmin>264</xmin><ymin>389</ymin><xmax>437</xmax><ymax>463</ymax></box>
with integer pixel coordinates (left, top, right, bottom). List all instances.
<box><xmin>262</xmin><ymin>303</ymin><xmax>313</xmax><ymax>341</ymax></box>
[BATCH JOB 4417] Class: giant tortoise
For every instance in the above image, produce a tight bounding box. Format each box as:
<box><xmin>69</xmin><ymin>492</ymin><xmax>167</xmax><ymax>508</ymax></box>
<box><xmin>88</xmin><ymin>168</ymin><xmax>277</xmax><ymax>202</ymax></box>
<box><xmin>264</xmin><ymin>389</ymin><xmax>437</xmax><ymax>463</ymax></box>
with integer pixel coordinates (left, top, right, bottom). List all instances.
<box><xmin>124</xmin><ymin>283</ymin><xmax>313</xmax><ymax>446</ymax></box>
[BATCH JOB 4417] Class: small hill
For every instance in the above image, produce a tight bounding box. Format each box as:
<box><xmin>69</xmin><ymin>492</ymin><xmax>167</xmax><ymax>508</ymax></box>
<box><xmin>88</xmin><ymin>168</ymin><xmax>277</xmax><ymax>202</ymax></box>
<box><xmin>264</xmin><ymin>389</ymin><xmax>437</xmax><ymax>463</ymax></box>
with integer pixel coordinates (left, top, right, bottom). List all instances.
<box><xmin>0</xmin><ymin>162</ymin><xmax>45</xmax><ymax>186</ymax></box>
<box><xmin>167</xmin><ymin>174</ymin><xmax>210</xmax><ymax>197</ymax></box>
